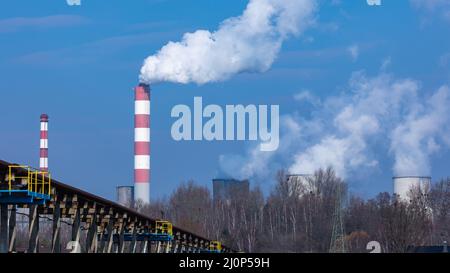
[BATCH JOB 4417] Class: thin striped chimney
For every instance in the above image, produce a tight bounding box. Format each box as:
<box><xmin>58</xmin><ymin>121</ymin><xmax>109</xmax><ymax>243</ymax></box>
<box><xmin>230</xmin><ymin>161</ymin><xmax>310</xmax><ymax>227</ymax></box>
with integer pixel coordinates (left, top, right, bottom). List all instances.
<box><xmin>134</xmin><ymin>84</ymin><xmax>150</xmax><ymax>204</ymax></box>
<box><xmin>40</xmin><ymin>114</ymin><xmax>49</xmax><ymax>171</ymax></box>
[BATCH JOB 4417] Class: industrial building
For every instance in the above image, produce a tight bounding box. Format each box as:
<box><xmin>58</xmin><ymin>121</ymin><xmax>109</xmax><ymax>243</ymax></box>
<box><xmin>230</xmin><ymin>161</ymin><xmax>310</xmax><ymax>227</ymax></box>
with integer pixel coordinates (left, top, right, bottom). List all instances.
<box><xmin>212</xmin><ymin>178</ymin><xmax>249</xmax><ymax>202</ymax></box>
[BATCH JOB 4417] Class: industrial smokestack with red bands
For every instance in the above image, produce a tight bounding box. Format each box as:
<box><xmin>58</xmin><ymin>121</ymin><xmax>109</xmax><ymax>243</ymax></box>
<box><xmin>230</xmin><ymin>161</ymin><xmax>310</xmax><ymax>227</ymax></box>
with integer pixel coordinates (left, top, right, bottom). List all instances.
<box><xmin>134</xmin><ymin>84</ymin><xmax>150</xmax><ymax>204</ymax></box>
<box><xmin>40</xmin><ymin>114</ymin><xmax>49</xmax><ymax>172</ymax></box>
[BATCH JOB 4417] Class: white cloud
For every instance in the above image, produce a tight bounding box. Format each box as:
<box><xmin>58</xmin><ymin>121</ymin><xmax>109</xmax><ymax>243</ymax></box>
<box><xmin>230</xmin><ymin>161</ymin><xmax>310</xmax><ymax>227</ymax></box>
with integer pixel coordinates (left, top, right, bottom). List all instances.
<box><xmin>139</xmin><ymin>0</ymin><xmax>318</xmax><ymax>84</ymax></box>
<box><xmin>219</xmin><ymin>115</ymin><xmax>302</xmax><ymax>180</ymax></box>
<box><xmin>289</xmin><ymin>135</ymin><xmax>376</xmax><ymax>177</ymax></box>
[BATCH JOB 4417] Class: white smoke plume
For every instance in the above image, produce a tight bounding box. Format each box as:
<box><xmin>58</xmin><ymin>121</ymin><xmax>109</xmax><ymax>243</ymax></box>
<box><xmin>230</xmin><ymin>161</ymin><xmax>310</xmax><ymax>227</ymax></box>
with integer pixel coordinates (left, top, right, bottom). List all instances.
<box><xmin>219</xmin><ymin>115</ymin><xmax>302</xmax><ymax>180</ymax></box>
<box><xmin>139</xmin><ymin>0</ymin><xmax>317</xmax><ymax>84</ymax></box>
<box><xmin>390</xmin><ymin>85</ymin><xmax>450</xmax><ymax>176</ymax></box>
<box><xmin>220</xmin><ymin>72</ymin><xmax>450</xmax><ymax>180</ymax></box>
<box><xmin>288</xmin><ymin>72</ymin><xmax>419</xmax><ymax>178</ymax></box>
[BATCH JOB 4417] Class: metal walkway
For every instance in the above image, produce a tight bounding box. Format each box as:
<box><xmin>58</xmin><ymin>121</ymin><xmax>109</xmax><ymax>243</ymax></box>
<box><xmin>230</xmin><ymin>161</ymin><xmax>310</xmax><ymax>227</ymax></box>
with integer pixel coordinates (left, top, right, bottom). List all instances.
<box><xmin>0</xmin><ymin>159</ymin><xmax>231</xmax><ymax>253</ymax></box>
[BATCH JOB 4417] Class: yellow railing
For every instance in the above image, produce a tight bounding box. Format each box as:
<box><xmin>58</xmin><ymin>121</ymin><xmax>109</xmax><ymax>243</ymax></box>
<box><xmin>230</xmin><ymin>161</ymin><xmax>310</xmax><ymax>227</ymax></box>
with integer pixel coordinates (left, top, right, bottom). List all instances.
<box><xmin>209</xmin><ymin>241</ymin><xmax>222</xmax><ymax>252</ymax></box>
<box><xmin>6</xmin><ymin>165</ymin><xmax>28</xmax><ymax>191</ymax></box>
<box><xmin>155</xmin><ymin>220</ymin><xmax>173</xmax><ymax>236</ymax></box>
<box><xmin>6</xmin><ymin>165</ymin><xmax>51</xmax><ymax>196</ymax></box>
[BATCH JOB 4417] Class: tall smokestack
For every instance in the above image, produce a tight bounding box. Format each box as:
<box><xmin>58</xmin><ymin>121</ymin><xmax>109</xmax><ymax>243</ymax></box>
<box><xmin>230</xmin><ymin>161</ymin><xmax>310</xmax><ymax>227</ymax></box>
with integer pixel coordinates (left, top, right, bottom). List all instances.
<box><xmin>40</xmin><ymin>114</ymin><xmax>49</xmax><ymax>171</ymax></box>
<box><xmin>134</xmin><ymin>84</ymin><xmax>150</xmax><ymax>204</ymax></box>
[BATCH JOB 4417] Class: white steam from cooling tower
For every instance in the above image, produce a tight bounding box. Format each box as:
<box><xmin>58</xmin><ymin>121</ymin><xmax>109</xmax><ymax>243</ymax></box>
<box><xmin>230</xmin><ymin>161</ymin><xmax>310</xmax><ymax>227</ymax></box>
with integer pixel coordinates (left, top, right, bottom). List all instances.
<box><xmin>220</xmin><ymin>72</ymin><xmax>450</xmax><ymax>180</ymax></box>
<box><xmin>139</xmin><ymin>0</ymin><xmax>317</xmax><ymax>84</ymax></box>
<box><xmin>390</xmin><ymin>85</ymin><xmax>450</xmax><ymax>176</ymax></box>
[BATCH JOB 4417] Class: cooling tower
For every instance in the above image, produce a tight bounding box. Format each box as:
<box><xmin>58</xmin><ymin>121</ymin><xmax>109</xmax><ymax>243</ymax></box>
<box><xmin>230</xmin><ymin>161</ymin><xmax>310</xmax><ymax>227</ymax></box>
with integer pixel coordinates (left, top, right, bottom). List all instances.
<box><xmin>117</xmin><ymin>186</ymin><xmax>134</xmax><ymax>208</ymax></box>
<box><xmin>393</xmin><ymin>176</ymin><xmax>431</xmax><ymax>201</ymax></box>
<box><xmin>212</xmin><ymin>178</ymin><xmax>250</xmax><ymax>202</ymax></box>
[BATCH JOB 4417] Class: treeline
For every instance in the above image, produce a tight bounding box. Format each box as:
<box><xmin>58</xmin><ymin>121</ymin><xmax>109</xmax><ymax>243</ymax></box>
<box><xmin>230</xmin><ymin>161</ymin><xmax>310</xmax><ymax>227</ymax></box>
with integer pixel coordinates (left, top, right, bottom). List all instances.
<box><xmin>140</xmin><ymin>168</ymin><xmax>450</xmax><ymax>253</ymax></box>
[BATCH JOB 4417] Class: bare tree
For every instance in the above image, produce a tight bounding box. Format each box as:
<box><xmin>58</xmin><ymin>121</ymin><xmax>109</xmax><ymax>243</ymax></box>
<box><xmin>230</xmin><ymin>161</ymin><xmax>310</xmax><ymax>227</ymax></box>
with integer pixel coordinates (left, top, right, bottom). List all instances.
<box><xmin>429</xmin><ymin>178</ymin><xmax>450</xmax><ymax>244</ymax></box>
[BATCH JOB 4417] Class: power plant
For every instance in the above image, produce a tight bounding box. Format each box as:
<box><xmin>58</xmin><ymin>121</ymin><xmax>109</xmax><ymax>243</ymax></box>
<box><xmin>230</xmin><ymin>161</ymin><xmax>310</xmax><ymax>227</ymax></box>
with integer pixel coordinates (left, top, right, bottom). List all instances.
<box><xmin>0</xmin><ymin>82</ymin><xmax>442</xmax><ymax>255</ymax></box>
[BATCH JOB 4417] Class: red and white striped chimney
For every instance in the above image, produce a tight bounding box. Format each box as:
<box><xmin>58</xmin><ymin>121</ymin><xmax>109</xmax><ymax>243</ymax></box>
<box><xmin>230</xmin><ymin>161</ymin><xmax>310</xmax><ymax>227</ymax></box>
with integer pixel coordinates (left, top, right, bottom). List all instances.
<box><xmin>134</xmin><ymin>84</ymin><xmax>150</xmax><ymax>204</ymax></box>
<box><xmin>40</xmin><ymin>114</ymin><xmax>49</xmax><ymax>172</ymax></box>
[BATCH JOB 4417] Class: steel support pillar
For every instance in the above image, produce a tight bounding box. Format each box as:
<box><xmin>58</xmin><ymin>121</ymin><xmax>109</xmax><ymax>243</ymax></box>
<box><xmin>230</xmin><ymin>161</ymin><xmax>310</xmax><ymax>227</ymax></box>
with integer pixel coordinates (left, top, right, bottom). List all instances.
<box><xmin>178</xmin><ymin>243</ymin><xmax>184</xmax><ymax>253</ymax></box>
<box><xmin>27</xmin><ymin>205</ymin><xmax>39</xmax><ymax>253</ymax></box>
<box><xmin>140</xmin><ymin>238</ymin><xmax>148</xmax><ymax>253</ymax></box>
<box><xmin>8</xmin><ymin>205</ymin><xmax>16</xmax><ymax>252</ymax></box>
<box><xmin>97</xmin><ymin>224</ymin><xmax>107</xmax><ymax>253</ymax></box>
<box><xmin>51</xmin><ymin>201</ymin><xmax>61</xmax><ymax>253</ymax></box>
<box><xmin>71</xmin><ymin>207</ymin><xmax>81</xmax><ymax>240</ymax></box>
<box><xmin>105</xmin><ymin>221</ymin><xmax>114</xmax><ymax>253</ymax></box>
<box><xmin>165</xmin><ymin>241</ymin><xmax>171</xmax><ymax>253</ymax></box>
<box><xmin>86</xmin><ymin>214</ymin><xmax>98</xmax><ymax>253</ymax></box>
<box><xmin>0</xmin><ymin>204</ymin><xmax>8</xmax><ymax>253</ymax></box>
<box><xmin>129</xmin><ymin>226</ymin><xmax>137</xmax><ymax>253</ymax></box>
<box><xmin>172</xmin><ymin>241</ymin><xmax>178</xmax><ymax>253</ymax></box>
<box><xmin>117</xmin><ymin>222</ymin><xmax>125</xmax><ymax>253</ymax></box>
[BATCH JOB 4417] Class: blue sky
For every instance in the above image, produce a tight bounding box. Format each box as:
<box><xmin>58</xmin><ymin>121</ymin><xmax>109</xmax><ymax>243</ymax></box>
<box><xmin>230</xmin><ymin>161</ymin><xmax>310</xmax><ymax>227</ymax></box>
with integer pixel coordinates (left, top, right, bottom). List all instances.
<box><xmin>1</xmin><ymin>0</ymin><xmax>450</xmax><ymax>201</ymax></box>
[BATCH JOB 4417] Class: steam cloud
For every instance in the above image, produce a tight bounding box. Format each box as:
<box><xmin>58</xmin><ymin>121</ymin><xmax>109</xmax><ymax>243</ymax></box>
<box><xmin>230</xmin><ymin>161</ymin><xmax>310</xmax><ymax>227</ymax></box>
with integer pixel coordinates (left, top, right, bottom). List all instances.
<box><xmin>139</xmin><ymin>0</ymin><xmax>317</xmax><ymax>84</ymax></box>
<box><xmin>390</xmin><ymin>85</ymin><xmax>450</xmax><ymax>176</ymax></box>
<box><xmin>220</xmin><ymin>72</ymin><xmax>450</xmax><ymax>180</ymax></box>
